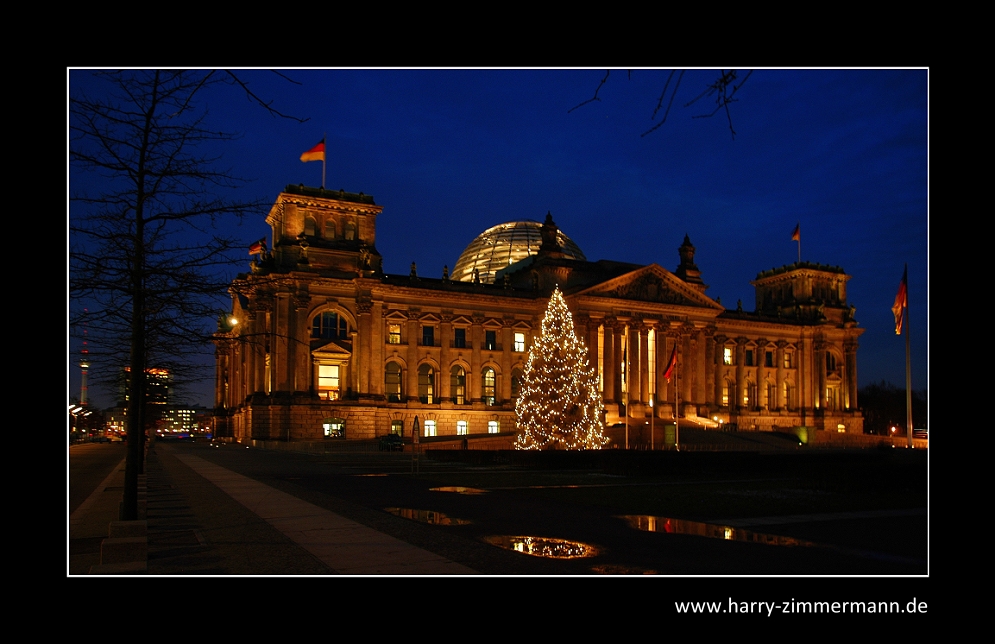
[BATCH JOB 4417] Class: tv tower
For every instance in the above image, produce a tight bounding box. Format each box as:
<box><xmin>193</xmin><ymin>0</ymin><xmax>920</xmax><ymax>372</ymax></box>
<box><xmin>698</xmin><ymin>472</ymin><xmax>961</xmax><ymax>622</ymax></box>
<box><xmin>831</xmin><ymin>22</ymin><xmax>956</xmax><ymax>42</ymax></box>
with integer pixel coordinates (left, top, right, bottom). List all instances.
<box><xmin>79</xmin><ymin>308</ymin><xmax>90</xmax><ymax>406</ymax></box>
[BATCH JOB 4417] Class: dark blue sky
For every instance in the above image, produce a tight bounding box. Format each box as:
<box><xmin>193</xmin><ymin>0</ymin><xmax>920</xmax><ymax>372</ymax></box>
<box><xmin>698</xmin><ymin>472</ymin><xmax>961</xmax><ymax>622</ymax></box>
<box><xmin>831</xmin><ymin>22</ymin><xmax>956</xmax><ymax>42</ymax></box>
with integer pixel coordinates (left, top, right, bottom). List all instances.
<box><xmin>68</xmin><ymin>68</ymin><xmax>928</xmax><ymax>409</ymax></box>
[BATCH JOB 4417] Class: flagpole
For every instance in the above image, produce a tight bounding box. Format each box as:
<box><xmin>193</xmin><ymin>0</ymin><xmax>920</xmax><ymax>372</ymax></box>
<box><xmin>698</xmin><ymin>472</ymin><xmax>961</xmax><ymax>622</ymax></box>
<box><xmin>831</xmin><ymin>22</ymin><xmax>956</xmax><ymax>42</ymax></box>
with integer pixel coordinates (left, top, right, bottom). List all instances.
<box><xmin>675</xmin><ymin>356</ymin><xmax>680</xmax><ymax>451</ymax></box>
<box><xmin>904</xmin><ymin>264</ymin><xmax>913</xmax><ymax>448</ymax></box>
<box><xmin>624</xmin><ymin>326</ymin><xmax>629</xmax><ymax>450</ymax></box>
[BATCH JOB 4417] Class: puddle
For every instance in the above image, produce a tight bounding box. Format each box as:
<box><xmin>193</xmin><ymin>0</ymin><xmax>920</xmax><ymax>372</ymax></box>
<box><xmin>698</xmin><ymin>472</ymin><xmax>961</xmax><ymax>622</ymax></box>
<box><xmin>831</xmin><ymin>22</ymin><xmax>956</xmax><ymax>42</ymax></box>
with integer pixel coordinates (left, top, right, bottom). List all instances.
<box><xmin>355</xmin><ymin>473</ymin><xmax>389</xmax><ymax>477</ymax></box>
<box><xmin>483</xmin><ymin>535</ymin><xmax>599</xmax><ymax>559</ymax></box>
<box><xmin>429</xmin><ymin>486</ymin><xmax>488</xmax><ymax>495</ymax></box>
<box><xmin>590</xmin><ymin>564</ymin><xmax>657</xmax><ymax>575</ymax></box>
<box><xmin>619</xmin><ymin>515</ymin><xmax>818</xmax><ymax>548</ymax></box>
<box><xmin>384</xmin><ymin>508</ymin><xmax>472</xmax><ymax>525</ymax></box>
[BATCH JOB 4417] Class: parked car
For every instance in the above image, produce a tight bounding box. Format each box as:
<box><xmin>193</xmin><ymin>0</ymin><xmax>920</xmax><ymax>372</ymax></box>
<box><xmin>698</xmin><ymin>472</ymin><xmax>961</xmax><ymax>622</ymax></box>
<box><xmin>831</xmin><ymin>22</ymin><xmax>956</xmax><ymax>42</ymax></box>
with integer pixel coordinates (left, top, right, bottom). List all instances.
<box><xmin>379</xmin><ymin>433</ymin><xmax>404</xmax><ymax>451</ymax></box>
<box><xmin>913</xmin><ymin>428</ymin><xmax>928</xmax><ymax>439</ymax></box>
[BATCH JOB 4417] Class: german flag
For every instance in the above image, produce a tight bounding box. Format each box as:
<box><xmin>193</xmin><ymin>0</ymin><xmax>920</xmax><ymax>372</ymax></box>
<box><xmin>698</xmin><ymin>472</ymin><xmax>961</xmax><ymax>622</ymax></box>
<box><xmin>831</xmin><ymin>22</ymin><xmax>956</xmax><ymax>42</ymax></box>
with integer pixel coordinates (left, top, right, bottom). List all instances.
<box><xmin>891</xmin><ymin>265</ymin><xmax>908</xmax><ymax>335</ymax></box>
<box><xmin>300</xmin><ymin>139</ymin><xmax>325</xmax><ymax>163</ymax></box>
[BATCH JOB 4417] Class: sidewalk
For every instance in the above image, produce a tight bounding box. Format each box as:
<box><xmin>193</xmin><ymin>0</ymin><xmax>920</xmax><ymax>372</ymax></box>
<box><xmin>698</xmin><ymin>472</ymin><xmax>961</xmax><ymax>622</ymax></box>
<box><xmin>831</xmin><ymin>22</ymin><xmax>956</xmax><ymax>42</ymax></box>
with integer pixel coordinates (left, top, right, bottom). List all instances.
<box><xmin>70</xmin><ymin>442</ymin><xmax>476</xmax><ymax>575</ymax></box>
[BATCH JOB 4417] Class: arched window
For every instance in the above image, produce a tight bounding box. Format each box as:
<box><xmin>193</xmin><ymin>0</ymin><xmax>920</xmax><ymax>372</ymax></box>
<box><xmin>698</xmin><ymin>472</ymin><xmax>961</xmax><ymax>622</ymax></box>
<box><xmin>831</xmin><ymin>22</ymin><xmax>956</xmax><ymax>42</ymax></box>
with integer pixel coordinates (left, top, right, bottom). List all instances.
<box><xmin>826</xmin><ymin>352</ymin><xmax>838</xmax><ymax>372</ymax></box>
<box><xmin>418</xmin><ymin>364</ymin><xmax>435</xmax><ymax>404</ymax></box>
<box><xmin>766</xmin><ymin>381</ymin><xmax>776</xmax><ymax>410</ymax></box>
<box><xmin>450</xmin><ymin>366</ymin><xmax>466</xmax><ymax>405</ymax></box>
<box><xmin>783</xmin><ymin>381</ymin><xmax>794</xmax><ymax>410</ymax></box>
<box><xmin>482</xmin><ymin>368</ymin><xmax>496</xmax><ymax>406</ymax></box>
<box><xmin>312</xmin><ymin>311</ymin><xmax>350</xmax><ymax>340</ymax></box>
<box><xmin>744</xmin><ymin>381</ymin><xmax>757</xmax><ymax>408</ymax></box>
<box><xmin>324</xmin><ymin>219</ymin><xmax>336</xmax><ymax>239</ymax></box>
<box><xmin>344</xmin><ymin>221</ymin><xmax>356</xmax><ymax>240</ymax></box>
<box><xmin>304</xmin><ymin>217</ymin><xmax>317</xmax><ymax>236</ymax></box>
<box><xmin>385</xmin><ymin>362</ymin><xmax>402</xmax><ymax>403</ymax></box>
<box><xmin>721</xmin><ymin>379</ymin><xmax>732</xmax><ymax>407</ymax></box>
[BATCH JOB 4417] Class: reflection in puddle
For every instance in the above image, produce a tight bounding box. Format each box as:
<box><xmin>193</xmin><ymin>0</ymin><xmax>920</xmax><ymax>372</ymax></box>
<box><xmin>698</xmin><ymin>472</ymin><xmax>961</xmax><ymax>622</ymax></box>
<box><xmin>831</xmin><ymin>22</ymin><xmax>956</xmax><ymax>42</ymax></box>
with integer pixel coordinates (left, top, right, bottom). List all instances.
<box><xmin>483</xmin><ymin>535</ymin><xmax>599</xmax><ymax>559</ymax></box>
<box><xmin>590</xmin><ymin>564</ymin><xmax>657</xmax><ymax>575</ymax></box>
<box><xmin>355</xmin><ymin>473</ymin><xmax>389</xmax><ymax>477</ymax></box>
<box><xmin>385</xmin><ymin>508</ymin><xmax>472</xmax><ymax>525</ymax></box>
<box><xmin>429</xmin><ymin>486</ymin><xmax>488</xmax><ymax>495</ymax></box>
<box><xmin>619</xmin><ymin>515</ymin><xmax>818</xmax><ymax>548</ymax></box>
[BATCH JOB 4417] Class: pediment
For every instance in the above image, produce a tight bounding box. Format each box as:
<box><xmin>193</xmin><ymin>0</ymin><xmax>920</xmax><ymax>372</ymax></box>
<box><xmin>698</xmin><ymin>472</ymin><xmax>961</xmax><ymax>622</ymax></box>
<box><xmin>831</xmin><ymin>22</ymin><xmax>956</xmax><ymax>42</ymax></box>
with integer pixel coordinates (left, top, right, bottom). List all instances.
<box><xmin>311</xmin><ymin>338</ymin><xmax>353</xmax><ymax>358</ymax></box>
<box><xmin>574</xmin><ymin>264</ymin><xmax>722</xmax><ymax>309</ymax></box>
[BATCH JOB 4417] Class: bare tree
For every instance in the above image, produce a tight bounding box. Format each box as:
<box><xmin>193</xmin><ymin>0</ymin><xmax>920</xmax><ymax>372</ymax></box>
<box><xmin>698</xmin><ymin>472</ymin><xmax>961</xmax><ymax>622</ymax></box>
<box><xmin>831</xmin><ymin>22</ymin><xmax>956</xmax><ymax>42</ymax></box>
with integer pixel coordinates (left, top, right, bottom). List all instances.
<box><xmin>569</xmin><ymin>69</ymin><xmax>753</xmax><ymax>139</ymax></box>
<box><xmin>69</xmin><ymin>69</ymin><xmax>300</xmax><ymax>519</ymax></box>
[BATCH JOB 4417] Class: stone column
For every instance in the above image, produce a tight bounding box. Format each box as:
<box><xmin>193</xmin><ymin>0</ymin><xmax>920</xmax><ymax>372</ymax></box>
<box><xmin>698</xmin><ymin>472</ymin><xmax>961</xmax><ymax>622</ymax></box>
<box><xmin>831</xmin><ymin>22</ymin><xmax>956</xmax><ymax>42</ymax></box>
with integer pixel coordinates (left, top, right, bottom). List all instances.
<box><xmin>406</xmin><ymin>311</ymin><xmax>419</xmax><ymax>401</ymax></box>
<box><xmin>815</xmin><ymin>339</ymin><xmax>827</xmax><ymax>411</ymax></box>
<box><xmin>602</xmin><ymin>317</ymin><xmax>616</xmax><ymax>403</ymax></box>
<box><xmin>357</xmin><ymin>298</ymin><xmax>373</xmax><ymax>395</ymax></box>
<box><xmin>713</xmin><ymin>334</ymin><xmax>726</xmax><ymax>407</ymax></box>
<box><xmin>776</xmin><ymin>340</ymin><xmax>787</xmax><ymax>410</ymax></box>
<box><xmin>470</xmin><ymin>314</ymin><xmax>484</xmax><ymax>402</ymax></box>
<box><xmin>845</xmin><ymin>338</ymin><xmax>859</xmax><ymax>410</ymax></box>
<box><xmin>292</xmin><ymin>291</ymin><xmax>310</xmax><ymax>394</ymax></box>
<box><xmin>756</xmin><ymin>337</ymin><xmax>768</xmax><ymax>409</ymax></box>
<box><xmin>703</xmin><ymin>327</ymin><xmax>716</xmax><ymax>407</ymax></box>
<box><xmin>440</xmin><ymin>312</ymin><xmax>453</xmax><ymax>401</ymax></box>
<box><xmin>638</xmin><ymin>325</ymin><xmax>649</xmax><ymax>405</ymax></box>
<box><xmin>735</xmin><ymin>337</ymin><xmax>747</xmax><ymax>410</ymax></box>
<box><xmin>501</xmin><ymin>318</ymin><xmax>513</xmax><ymax>402</ymax></box>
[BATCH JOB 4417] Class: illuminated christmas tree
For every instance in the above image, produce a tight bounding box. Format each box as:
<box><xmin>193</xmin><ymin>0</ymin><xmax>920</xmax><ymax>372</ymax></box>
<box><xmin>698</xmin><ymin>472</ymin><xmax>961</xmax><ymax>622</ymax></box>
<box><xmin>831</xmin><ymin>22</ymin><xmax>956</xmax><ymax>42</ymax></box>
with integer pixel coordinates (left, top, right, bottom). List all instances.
<box><xmin>514</xmin><ymin>288</ymin><xmax>609</xmax><ymax>450</ymax></box>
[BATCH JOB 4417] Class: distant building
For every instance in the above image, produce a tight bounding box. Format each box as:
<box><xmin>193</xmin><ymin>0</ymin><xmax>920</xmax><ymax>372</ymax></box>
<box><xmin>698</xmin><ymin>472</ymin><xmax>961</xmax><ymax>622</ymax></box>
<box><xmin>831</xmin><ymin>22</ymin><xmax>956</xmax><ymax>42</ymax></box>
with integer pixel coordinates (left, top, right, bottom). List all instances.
<box><xmin>214</xmin><ymin>185</ymin><xmax>863</xmax><ymax>443</ymax></box>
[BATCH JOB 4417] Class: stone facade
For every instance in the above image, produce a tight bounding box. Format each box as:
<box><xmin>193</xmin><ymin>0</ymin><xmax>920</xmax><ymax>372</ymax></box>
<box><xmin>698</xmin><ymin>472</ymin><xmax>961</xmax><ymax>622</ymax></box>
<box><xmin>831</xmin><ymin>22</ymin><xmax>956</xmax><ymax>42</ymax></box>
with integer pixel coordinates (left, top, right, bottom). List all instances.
<box><xmin>214</xmin><ymin>185</ymin><xmax>864</xmax><ymax>444</ymax></box>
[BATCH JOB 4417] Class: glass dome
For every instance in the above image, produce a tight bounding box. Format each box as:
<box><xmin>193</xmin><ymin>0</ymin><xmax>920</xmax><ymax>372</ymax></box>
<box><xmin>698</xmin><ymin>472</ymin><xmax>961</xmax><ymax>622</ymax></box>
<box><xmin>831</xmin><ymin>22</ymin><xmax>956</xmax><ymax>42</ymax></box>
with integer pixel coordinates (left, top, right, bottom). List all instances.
<box><xmin>452</xmin><ymin>220</ymin><xmax>586</xmax><ymax>284</ymax></box>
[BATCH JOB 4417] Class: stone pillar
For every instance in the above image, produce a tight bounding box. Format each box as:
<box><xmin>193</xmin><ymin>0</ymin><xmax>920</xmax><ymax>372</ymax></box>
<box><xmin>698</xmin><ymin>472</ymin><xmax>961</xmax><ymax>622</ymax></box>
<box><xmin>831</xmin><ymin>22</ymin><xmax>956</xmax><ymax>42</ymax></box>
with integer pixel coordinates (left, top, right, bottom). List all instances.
<box><xmin>713</xmin><ymin>334</ymin><xmax>726</xmax><ymax>407</ymax></box>
<box><xmin>602</xmin><ymin>318</ymin><xmax>616</xmax><ymax>403</ymax></box>
<box><xmin>735</xmin><ymin>337</ymin><xmax>746</xmax><ymax>410</ymax></box>
<box><xmin>501</xmin><ymin>318</ymin><xmax>513</xmax><ymax>402</ymax></box>
<box><xmin>357</xmin><ymin>298</ymin><xmax>373</xmax><ymax>395</ymax></box>
<box><xmin>756</xmin><ymin>337</ymin><xmax>768</xmax><ymax>410</ymax></box>
<box><xmin>292</xmin><ymin>292</ymin><xmax>310</xmax><ymax>394</ymax></box>
<box><xmin>638</xmin><ymin>325</ymin><xmax>649</xmax><ymax>405</ymax></box>
<box><xmin>470</xmin><ymin>314</ymin><xmax>484</xmax><ymax>402</ymax></box>
<box><xmin>703</xmin><ymin>327</ymin><xmax>716</xmax><ymax>407</ymax></box>
<box><xmin>406</xmin><ymin>311</ymin><xmax>419</xmax><ymax>401</ymax></box>
<box><xmin>440</xmin><ymin>312</ymin><xmax>453</xmax><ymax>400</ymax></box>
<box><xmin>845</xmin><ymin>338</ymin><xmax>859</xmax><ymax>410</ymax></box>
<box><xmin>614</xmin><ymin>323</ymin><xmax>625</xmax><ymax>407</ymax></box>
<box><xmin>776</xmin><ymin>340</ymin><xmax>787</xmax><ymax>410</ymax></box>
<box><xmin>815</xmin><ymin>340</ymin><xmax>827</xmax><ymax>411</ymax></box>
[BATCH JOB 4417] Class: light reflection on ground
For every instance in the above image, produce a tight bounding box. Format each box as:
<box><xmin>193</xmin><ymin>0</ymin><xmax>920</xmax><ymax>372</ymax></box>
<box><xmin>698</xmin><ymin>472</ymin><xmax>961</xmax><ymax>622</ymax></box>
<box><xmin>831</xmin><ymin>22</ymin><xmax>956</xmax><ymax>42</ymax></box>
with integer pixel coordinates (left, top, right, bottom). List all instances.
<box><xmin>589</xmin><ymin>564</ymin><xmax>657</xmax><ymax>575</ymax></box>
<box><xmin>429</xmin><ymin>486</ymin><xmax>488</xmax><ymax>495</ymax></box>
<box><xmin>483</xmin><ymin>535</ymin><xmax>599</xmax><ymax>559</ymax></box>
<box><xmin>355</xmin><ymin>473</ymin><xmax>389</xmax><ymax>477</ymax></box>
<box><xmin>619</xmin><ymin>515</ymin><xmax>818</xmax><ymax>547</ymax></box>
<box><xmin>384</xmin><ymin>508</ymin><xmax>472</xmax><ymax>525</ymax></box>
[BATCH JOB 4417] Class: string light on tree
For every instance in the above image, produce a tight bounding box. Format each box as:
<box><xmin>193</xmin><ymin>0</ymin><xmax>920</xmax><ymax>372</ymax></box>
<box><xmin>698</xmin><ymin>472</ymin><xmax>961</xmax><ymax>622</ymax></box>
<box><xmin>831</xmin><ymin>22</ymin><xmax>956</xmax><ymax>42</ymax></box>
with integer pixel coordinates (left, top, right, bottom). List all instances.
<box><xmin>514</xmin><ymin>287</ymin><xmax>609</xmax><ymax>450</ymax></box>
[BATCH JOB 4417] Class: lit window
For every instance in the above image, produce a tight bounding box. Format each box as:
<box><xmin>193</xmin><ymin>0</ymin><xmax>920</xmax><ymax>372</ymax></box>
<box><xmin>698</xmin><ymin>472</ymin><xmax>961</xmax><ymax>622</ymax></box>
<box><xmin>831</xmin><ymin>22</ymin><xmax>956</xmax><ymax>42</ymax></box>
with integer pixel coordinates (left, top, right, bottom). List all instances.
<box><xmin>488</xmin><ymin>420</ymin><xmax>499</xmax><ymax>434</ymax></box>
<box><xmin>784</xmin><ymin>352</ymin><xmax>793</xmax><ymax>369</ymax></box>
<box><xmin>387</xmin><ymin>324</ymin><xmax>401</xmax><ymax>344</ymax></box>
<box><xmin>456</xmin><ymin>420</ymin><xmax>468</xmax><ymax>435</ymax></box>
<box><xmin>482</xmin><ymin>368</ymin><xmax>496</xmax><ymax>405</ymax></box>
<box><xmin>385</xmin><ymin>362</ymin><xmax>402</xmax><ymax>403</ymax></box>
<box><xmin>514</xmin><ymin>332</ymin><xmax>525</xmax><ymax>352</ymax></box>
<box><xmin>418</xmin><ymin>364</ymin><xmax>435</xmax><ymax>404</ymax></box>
<box><xmin>721</xmin><ymin>380</ymin><xmax>731</xmax><ymax>406</ymax></box>
<box><xmin>423</xmin><ymin>420</ymin><xmax>437</xmax><ymax>437</ymax></box>
<box><xmin>344</xmin><ymin>221</ymin><xmax>356</xmax><ymax>240</ymax></box>
<box><xmin>323</xmin><ymin>417</ymin><xmax>345</xmax><ymax>438</ymax></box>
<box><xmin>390</xmin><ymin>420</ymin><xmax>403</xmax><ymax>436</ymax></box>
<box><xmin>324</xmin><ymin>219</ymin><xmax>336</xmax><ymax>239</ymax></box>
<box><xmin>422</xmin><ymin>326</ymin><xmax>435</xmax><ymax>347</ymax></box>
<box><xmin>485</xmin><ymin>330</ymin><xmax>497</xmax><ymax>351</ymax></box>
<box><xmin>318</xmin><ymin>364</ymin><xmax>340</xmax><ymax>400</ymax></box>
<box><xmin>451</xmin><ymin>366</ymin><xmax>466</xmax><ymax>405</ymax></box>
<box><xmin>454</xmin><ymin>328</ymin><xmax>466</xmax><ymax>348</ymax></box>
<box><xmin>723</xmin><ymin>347</ymin><xmax>734</xmax><ymax>365</ymax></box>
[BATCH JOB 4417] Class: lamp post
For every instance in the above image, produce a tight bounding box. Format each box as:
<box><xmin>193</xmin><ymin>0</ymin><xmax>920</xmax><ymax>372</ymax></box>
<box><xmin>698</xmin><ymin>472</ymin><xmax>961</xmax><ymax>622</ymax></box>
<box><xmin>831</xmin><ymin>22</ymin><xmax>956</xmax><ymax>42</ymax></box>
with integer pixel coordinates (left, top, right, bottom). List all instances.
<box><xmin>649</xmin><ymin>396</ymin><xmax>654</xmax><ymax>451</ymax></box>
